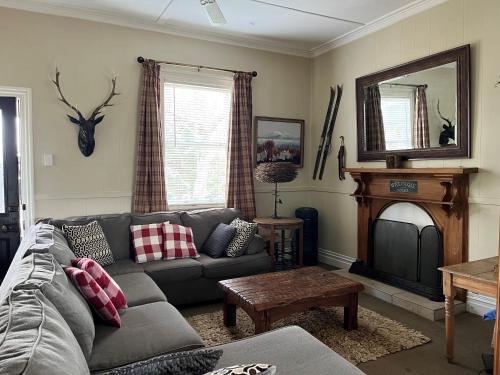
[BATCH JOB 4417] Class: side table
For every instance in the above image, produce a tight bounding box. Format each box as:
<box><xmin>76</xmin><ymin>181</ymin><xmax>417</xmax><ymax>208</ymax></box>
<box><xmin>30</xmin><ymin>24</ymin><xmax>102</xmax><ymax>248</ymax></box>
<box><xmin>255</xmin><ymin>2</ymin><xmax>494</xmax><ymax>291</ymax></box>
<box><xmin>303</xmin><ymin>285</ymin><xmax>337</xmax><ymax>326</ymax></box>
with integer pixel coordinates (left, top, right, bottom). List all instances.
<box><xmin>253</xmin><ymin>217</ymin><xmax>304</xmax><ymax>269</ymax></box>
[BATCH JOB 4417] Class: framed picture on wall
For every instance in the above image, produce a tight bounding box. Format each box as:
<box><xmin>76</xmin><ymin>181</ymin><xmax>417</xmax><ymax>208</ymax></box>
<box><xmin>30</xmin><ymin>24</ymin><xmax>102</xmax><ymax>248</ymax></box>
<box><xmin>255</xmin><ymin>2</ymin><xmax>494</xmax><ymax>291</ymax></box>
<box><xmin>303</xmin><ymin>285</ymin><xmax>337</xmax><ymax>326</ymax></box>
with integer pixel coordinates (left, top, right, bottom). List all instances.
<box><xmin>254</xmin><ymin>116</ymin><xmax>304</xmax><ymax>168</ymax></box>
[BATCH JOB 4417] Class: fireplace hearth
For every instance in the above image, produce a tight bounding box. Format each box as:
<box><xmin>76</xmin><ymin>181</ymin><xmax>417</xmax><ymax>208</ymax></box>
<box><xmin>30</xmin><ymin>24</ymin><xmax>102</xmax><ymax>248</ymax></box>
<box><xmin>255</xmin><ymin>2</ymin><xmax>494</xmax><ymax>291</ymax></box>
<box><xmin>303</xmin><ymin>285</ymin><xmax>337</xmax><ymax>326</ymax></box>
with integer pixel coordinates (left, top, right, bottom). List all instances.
<box><xmin>350</xmin><ymin>218</ymin><xmax>444</xmax><ymax>301</ymax></box>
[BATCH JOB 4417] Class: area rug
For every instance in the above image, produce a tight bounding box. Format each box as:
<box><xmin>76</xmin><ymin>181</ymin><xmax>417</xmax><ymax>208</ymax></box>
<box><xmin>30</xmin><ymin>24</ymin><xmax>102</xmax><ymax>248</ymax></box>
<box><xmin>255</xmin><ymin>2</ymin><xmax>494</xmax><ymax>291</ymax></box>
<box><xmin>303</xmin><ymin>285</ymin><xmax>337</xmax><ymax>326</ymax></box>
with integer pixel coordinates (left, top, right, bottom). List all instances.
<box><xmin>186</xmin><ymin>306</ymin><xmax>431</xmax><ymax>365</ymax></box>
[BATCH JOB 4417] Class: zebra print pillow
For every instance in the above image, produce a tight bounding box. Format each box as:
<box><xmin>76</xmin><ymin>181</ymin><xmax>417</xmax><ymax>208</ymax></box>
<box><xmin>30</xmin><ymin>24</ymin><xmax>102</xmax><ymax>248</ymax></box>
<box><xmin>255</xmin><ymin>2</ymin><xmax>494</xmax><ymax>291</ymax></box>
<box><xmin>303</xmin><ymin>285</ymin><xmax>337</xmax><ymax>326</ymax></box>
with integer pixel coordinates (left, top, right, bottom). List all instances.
<box><xmin>225</xmin><ymin>219</ymin><xmax>257</xmax><ymax>258</ymax></box>
<box><xmin>205</xmin><ymin>364</ymin><xmax>276</xmax><ymax>375</ymax></box>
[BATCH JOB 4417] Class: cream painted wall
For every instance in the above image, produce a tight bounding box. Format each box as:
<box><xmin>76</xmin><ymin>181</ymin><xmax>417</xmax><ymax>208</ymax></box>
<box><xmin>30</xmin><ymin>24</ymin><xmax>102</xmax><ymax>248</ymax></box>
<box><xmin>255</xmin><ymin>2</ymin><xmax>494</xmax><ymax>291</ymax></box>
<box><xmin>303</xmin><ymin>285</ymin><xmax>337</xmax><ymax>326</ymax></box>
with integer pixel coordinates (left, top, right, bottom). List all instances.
<box><xmin>0</xmin><ymin>7</ymin><xmax>311</xmax><ymax>219</ymax></box>
<box><xmin>310</xmin><ymin>0</ymin><xmax>500</xmax><ymax>262</ymax></box>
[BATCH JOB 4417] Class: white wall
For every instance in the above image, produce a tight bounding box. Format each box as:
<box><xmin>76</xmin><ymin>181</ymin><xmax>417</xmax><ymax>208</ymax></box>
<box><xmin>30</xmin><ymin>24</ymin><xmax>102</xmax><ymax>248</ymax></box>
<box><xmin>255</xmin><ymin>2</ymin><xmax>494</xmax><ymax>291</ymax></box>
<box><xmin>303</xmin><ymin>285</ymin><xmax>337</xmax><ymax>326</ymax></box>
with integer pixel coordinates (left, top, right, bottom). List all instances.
<box><xmin>0</xmin><ymin>7</ymin><xmax>311</xmax><ymax>219</ymax></box>
<box><xmin>310</xmin><ymin>0</ymin><xmax>500</xmax><ymax>262</ymax></box>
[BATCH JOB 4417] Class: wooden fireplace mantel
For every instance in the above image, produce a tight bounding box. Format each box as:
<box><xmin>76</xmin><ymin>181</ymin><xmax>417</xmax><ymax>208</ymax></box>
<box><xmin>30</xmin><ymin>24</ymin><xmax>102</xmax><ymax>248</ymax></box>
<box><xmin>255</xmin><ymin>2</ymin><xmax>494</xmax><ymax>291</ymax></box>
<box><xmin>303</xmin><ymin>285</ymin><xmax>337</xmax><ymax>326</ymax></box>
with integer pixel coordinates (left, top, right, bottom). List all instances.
<box><xmin>345</xmin><ymin>167</ymin><xmax>478</xmax><ymax>268</ymax></box>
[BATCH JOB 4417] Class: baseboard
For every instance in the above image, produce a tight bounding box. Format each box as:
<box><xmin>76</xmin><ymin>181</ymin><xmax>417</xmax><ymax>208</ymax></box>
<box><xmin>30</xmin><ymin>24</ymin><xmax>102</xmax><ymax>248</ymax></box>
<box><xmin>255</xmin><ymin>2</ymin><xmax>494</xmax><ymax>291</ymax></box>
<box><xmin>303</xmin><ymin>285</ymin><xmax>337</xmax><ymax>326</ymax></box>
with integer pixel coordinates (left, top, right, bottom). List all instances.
<box><xmin>466</xmin><ymin>292</ymin><xmax>496</xmax><ymax>317</ymax></box>
<box><xmin>318</xmin><ymin>249</ymin><xmax>496</xmax><ymax>317</ymax></box>
<box><xmin>318</xmin><ymin>248</ymin><xmax>356</xmax><ymax>269</ymax></box>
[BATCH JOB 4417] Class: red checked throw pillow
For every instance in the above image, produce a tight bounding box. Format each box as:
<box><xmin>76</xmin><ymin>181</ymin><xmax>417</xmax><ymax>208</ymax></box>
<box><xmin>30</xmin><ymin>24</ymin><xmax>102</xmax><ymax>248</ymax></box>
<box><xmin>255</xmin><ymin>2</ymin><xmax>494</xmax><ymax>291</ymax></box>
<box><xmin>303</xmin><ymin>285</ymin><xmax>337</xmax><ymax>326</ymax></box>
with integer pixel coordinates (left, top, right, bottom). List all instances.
<box><xmin>72</xmin><ymin>258</ymin><xmax>128</xmax><ymax>310</ymax></box>
<box><xmin>64</xmin><ymin>266</ymin><xmax>121</xmax><ymax>327</ymax></box>
<box><xmin>162</xmin><ymin>223</ymin><xmax>199</xmax><ymax>260</ymax></box>
<box><xmin>130</xmin><ymin>223</ymin><xmax>165</xmax><ymax>263</ymax></box>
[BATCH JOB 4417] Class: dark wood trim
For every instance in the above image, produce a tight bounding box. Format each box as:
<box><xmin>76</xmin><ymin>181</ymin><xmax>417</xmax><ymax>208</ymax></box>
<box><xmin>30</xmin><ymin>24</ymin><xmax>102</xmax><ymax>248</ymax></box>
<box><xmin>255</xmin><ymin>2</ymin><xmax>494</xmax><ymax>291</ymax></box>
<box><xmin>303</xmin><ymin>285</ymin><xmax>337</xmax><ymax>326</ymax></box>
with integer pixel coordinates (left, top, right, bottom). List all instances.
<box><xmin>253</xmin><ymin>116</ymin><xmax>305</xmax><ymax>168</ymax></box>
<box><xmin>356</xmin><ymin>45</ymin><xmax>470</xmax><ymax>161</ymax></box>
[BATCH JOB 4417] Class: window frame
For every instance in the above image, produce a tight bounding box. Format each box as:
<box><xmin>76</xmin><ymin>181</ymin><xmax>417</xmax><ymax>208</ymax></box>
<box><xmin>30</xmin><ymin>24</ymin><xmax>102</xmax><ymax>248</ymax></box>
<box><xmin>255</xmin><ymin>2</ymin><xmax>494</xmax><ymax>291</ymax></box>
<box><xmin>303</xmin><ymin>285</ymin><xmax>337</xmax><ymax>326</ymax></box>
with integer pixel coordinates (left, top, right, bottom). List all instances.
<box><xmin>161</xmin><ymin>68</ymin><xmax>233</xmax><ymax>210</ymax></box>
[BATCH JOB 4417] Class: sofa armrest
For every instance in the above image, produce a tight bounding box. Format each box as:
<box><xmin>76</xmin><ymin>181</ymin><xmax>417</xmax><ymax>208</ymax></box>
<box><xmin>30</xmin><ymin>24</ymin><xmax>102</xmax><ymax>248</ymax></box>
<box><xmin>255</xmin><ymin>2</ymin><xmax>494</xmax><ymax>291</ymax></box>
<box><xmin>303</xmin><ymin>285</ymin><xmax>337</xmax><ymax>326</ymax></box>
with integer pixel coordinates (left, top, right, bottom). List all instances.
<box><xmin>245</xmin><ymin>234</ymin><xmax>266</xmax><ymax>255</ymax></box>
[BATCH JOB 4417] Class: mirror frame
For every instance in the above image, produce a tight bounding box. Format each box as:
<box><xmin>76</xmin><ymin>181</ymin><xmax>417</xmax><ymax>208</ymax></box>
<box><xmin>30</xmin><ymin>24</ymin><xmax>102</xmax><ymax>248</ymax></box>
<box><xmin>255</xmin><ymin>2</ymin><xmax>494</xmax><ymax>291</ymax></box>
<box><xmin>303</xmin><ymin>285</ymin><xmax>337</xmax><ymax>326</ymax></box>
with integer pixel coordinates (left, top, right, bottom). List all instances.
<box><xmin>356</xmin><ymin>44</ymin><xmax>470</xmax><ymax>161</ymax></box>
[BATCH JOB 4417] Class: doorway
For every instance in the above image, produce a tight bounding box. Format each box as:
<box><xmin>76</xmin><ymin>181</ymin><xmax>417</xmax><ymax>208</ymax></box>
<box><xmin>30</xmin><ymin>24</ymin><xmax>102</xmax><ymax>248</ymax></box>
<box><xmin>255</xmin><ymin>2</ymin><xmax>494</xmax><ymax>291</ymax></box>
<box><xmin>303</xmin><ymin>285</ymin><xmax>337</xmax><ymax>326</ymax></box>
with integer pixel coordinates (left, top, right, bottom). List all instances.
<box><xmin>0</xmin><ymin>87</ymin><xmax>34</xmax><ymax>280</ymax></box>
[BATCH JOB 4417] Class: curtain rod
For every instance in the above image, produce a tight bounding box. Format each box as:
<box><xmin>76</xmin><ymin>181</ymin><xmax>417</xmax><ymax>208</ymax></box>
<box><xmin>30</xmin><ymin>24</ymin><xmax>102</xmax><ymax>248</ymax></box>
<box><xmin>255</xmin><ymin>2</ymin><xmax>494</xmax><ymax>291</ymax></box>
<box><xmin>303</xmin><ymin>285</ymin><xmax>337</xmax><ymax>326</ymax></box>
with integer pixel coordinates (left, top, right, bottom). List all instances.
<box><xmin>380</xmin><ymin>83</ymin><xmax>428</xmax><ymax>88</ymax></box>
<box><xmin>137</xmin><ymin>56</ymin><xmax>257</xmax><ymax>77</ymax></box>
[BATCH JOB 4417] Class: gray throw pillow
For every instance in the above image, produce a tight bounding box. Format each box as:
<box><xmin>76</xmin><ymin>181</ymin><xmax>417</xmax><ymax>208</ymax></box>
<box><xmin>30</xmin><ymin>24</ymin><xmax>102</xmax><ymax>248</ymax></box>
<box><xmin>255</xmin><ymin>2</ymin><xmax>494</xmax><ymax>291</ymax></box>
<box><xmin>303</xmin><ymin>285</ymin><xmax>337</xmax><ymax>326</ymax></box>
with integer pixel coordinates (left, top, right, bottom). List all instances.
<box><xmin>202</xmin><ymin>224</ymin><xmax>237</xmax><ymax>258</ymax></box>
<box><xmin>93</xmin><ymin>349</ymin><xmax>223</xmax><ymax>375</ymax></box>
<box><xmin>226</xmin><ymin>219</ymin><xmax>258</xmax><ymax>258</ymax></box>
<box><xmin>206</xmin><ymin>364</ymin><xmax>276</xmax><ymax>375</ymax></box>
<box><xmin>63</xmin><ymin>220</ymin><xmax>114</xmax><ymax>266</ymax></box>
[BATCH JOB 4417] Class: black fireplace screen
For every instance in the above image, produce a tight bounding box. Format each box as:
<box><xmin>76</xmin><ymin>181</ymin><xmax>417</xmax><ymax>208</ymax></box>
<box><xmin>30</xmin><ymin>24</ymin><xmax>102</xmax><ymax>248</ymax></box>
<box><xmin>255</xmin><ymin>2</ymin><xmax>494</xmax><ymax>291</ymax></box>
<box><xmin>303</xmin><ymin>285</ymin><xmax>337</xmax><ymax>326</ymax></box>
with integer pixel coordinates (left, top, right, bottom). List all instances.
<box><xmin>351</xmin><ymin>218</ymin><xmax>444</xmax><ymax>301</ymax></box>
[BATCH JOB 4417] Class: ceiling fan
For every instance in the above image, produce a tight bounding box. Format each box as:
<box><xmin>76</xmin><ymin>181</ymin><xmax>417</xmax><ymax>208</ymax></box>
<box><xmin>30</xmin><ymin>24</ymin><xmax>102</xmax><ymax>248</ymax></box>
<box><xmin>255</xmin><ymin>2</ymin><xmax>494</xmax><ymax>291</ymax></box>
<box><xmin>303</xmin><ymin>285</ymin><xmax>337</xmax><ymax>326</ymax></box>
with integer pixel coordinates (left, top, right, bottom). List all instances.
<box><xmin>200</xmin><ymin>0</ymin><xmax>227</xmax><ymax>25</ymax></box>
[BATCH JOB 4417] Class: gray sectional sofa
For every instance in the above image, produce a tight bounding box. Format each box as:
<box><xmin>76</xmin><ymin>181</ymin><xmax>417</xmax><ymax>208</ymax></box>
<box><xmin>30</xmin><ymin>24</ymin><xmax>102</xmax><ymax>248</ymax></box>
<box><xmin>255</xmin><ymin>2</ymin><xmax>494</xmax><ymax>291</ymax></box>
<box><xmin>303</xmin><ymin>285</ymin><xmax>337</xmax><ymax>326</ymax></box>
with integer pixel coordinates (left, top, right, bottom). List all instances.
<box><xmin>0</xmin><ymin>208</ymin><xmax>365</xmax><ymax>374</ymax></box>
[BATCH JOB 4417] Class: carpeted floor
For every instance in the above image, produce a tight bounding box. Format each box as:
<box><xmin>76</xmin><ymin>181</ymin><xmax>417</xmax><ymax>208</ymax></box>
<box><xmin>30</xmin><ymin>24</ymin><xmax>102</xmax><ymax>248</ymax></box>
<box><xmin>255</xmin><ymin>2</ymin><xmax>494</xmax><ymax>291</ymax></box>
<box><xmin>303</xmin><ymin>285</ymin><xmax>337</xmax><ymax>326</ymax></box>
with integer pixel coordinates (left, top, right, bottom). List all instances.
<box><xmin>180</xmin><ymin>293</ymin><xmax>494</xmax><ymax>374</ymax></box>
<box><xmin>186</xmin><ymin>305</ymin><xmax>430</xmax><ymax>365</ymax></box>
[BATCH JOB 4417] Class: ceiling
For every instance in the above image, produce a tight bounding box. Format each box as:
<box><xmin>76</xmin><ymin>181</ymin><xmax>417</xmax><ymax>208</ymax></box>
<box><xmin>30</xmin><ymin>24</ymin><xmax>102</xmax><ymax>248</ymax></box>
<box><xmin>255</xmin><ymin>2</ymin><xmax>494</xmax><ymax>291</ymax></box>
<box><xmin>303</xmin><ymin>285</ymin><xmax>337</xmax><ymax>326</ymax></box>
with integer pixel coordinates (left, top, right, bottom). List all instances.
<box><xmin>0</xmin><ymin>0</ymin><xmax>445</xmax><ymax>56</ymax></box>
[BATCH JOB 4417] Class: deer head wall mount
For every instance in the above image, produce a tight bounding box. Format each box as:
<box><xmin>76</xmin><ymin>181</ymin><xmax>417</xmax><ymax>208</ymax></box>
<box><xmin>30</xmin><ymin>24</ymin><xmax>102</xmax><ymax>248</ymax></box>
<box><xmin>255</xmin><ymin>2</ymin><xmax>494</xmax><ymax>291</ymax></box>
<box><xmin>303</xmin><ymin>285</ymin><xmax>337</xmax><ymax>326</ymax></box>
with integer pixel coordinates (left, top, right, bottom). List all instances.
<box><xmin>52</xmin><ymin>68</ymin><xmax>120</xmax><ymax>157</ymax></box>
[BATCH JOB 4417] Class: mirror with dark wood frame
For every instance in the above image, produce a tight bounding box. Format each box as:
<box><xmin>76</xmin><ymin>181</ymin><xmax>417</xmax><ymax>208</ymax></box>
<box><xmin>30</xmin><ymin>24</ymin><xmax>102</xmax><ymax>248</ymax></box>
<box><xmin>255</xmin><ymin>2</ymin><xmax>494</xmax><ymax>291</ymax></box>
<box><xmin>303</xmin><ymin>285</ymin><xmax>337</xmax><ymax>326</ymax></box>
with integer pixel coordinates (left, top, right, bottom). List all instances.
<box><xmin>356</xmin><ymin>45</ymin><xmax>470</xmax><ymax>161</ymax></box>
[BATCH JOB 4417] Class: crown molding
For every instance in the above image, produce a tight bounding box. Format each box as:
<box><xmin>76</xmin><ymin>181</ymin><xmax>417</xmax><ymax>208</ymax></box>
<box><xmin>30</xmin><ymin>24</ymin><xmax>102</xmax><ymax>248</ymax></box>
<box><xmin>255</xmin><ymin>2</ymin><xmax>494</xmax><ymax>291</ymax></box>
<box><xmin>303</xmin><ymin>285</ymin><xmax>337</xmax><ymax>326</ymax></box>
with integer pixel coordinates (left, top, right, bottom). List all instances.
<box><xmin>310</xmin><ymin>0</ymin><xmax>449</xmax><ymax>57</ymax></box>
<box><xmin>0</xmin><ymin>0</ymin><xmax>311</xmax><ymax>58</ymax></box>
<box><xmin>0</xmin><ymin>0</ymin><xmax>448</xmax><ymax>59</ymax></box>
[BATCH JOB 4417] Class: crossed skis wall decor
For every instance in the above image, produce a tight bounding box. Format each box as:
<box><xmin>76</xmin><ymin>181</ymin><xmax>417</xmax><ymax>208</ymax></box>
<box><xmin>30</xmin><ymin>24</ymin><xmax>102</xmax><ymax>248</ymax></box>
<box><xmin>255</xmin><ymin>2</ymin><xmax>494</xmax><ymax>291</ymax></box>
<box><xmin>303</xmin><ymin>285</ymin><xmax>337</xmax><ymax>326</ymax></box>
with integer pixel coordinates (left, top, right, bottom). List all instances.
<box><xmin>313</xmin><ymin>84</ymin><xmax>343</xmax><ymax>180</ymax></box>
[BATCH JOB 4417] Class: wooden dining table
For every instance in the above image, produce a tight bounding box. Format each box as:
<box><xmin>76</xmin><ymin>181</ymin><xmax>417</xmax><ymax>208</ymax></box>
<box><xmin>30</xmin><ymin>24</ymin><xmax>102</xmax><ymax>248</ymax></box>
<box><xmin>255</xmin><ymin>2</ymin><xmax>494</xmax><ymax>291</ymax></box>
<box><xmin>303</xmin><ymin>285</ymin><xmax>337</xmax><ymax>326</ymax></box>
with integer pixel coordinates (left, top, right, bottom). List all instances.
<box><xmin>439</xmin><ymin>256</ymin><xmax>498</xmax><ymax>362</ymax></box>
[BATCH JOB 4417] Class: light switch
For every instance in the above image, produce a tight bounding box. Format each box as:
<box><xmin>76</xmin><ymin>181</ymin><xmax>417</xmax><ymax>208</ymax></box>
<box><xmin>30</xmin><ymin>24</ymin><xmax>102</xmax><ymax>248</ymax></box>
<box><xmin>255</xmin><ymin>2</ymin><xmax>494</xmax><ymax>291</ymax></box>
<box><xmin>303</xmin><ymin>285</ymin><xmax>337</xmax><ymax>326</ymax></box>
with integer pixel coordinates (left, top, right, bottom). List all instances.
<box><xmin>43</xmin><ymin>153</ymin><xmax>54</xmax><ymax>167</ymax></box>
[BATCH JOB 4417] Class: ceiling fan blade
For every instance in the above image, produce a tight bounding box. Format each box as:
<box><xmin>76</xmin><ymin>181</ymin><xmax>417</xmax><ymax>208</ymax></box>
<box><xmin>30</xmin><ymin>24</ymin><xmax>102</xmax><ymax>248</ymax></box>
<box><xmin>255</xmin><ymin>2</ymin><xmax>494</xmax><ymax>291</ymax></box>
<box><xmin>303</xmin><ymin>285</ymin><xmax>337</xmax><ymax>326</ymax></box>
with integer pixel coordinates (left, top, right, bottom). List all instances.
<box><xmin>200</xmin><ymin>0</ymin><xmax>227</xmax><ymax>25</ymax></box>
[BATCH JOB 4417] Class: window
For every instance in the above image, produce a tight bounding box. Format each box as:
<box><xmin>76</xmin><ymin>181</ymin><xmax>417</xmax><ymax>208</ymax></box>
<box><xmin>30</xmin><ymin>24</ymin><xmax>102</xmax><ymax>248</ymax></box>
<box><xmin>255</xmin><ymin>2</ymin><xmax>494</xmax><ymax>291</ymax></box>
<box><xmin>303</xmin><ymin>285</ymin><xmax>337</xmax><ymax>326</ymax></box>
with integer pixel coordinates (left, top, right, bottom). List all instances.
<box><xmin>380</xmin><ymin>87</ymin><xmax>414</xmax><ymax>150</ymax></box>
<box><xmin>163</xmin><ymin>73</ymin><xmax>232</xmax><ymax>207</ymax></box>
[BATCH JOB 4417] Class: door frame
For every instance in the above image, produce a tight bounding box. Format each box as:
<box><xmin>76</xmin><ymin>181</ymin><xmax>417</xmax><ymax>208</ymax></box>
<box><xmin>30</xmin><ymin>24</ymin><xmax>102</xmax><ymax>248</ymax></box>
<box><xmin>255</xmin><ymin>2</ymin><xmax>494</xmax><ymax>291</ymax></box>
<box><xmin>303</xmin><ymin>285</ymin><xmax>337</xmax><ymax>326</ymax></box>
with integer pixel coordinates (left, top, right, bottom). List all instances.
<box><xmin>0</xmin><ymin>86</ymin><xmax>34</xmax><ymax>234</ymax></box>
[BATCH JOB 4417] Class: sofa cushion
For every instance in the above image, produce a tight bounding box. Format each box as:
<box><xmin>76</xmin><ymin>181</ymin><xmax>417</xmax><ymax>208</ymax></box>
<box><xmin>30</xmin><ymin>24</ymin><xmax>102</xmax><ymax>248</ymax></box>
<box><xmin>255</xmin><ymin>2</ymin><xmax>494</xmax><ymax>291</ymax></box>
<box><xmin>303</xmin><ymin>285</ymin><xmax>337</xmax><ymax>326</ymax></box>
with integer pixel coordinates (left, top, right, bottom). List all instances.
<box><xmin>245</xmin><ymin>234</ymin><xmax>266</xmax><ymax>255</ymax></box>
<box><xmin>72</xmin><ymin>258</ymin><xmax>128</xmax><ymax>310</ymax></box>
<box><xmin>50</xmin><ymin>214</ymin><xmax>132</xmax><ymax>261</ymax></box>
<box><xmin>89</xmin><ymin>301</ymin><xmax>205</xmax><ymax>372</ymax></box>
<box><xmin>162</xmin><ymin>223</ymin><xmax>199</xmax><ymax>260</ymax></box>
<box><xmin>14</xmin><ymin>253</ymin><xmax>95</xmax><ymax>360</ymax></box>
<box><xmin>197</xmin><ymin>253</ymin><xmax>271</xmax><ymax>279</ymax></box>
<box><xmin>226</xmin><ymin>219</ymin><xmax>258</xmax><ymax>258</ymax></box>
<box><xmin>142</xmin><ymin>258</ymin><xmax>202</xmax><ymax>284</ymax></box>
<box><xmin>92</xmin><ymin>349</ymin><xmax>223</xmax><ymax>375</ymax></box>
<box><xmin>214</xmin><ymin>326</ymin><xmax>365</xmax><ymax>375</ymax></box>
<box><xmin>64</xmin><ymin>266</ymin><xmax>121</xmax><ymax>328</ymax></box>
<box><xmin>24</xmin><ymin>224</ymin><xmax>76</xmax><ymax>266</ymax></box>
<box><xmin>113</xmin><ymin>273</ymin><xmax>167</xmax><ymax>307</ymax></box>
<box><xmin>181</xmin><ymin>208</ymin><xmax>241</xmax><ymax>250</ymax></box>
<box><xmin>0</xmin><ymin>289</ymin><xmax>90</xmax><ymax>375</ymax></box>
<box><xmin>63</xmin><ymin>221</ymin><xmax>115</xmax><ymax>266</ymax></box>
<box><xmin>202</xmin><ymin>223</ymin><xmax>237</xmax><ymax>258</ymax></box>
<box><xmin>130</xmin><ymin>223</ymin><xmax>164</xmax><ymax>263</ymax></box>
<box><xmin>131</xmin><ymin>211</ymin><xmax>183</xmax><ymax>225</ymax></box>
<box><xmin>104</xmin><ymin>258</ymin><xmax>143</xmax><ymax>276</ymax></box>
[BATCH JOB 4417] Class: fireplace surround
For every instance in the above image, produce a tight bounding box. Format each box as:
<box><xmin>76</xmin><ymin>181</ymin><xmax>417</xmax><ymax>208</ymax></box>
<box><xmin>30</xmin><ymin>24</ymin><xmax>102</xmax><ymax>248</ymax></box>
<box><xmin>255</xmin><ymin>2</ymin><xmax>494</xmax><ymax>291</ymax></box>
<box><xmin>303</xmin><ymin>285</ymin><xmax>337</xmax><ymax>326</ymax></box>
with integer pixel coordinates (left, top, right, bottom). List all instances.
<box><xmin>345</xmin><ymin>167</ymin><xmax>478</xmax><ymax>300</ymax></box>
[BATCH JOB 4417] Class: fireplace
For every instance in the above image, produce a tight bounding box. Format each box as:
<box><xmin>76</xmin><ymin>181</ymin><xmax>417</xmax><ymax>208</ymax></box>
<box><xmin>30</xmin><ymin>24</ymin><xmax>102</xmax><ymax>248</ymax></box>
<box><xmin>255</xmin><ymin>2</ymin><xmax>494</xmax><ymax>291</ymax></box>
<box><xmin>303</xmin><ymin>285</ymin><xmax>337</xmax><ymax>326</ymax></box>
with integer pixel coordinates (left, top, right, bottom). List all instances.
<box><xmin>345</xmin><ymin>167</ymin><xmax>478</xmax><ymax>301</ymax></box>
<box><xmin>350</xmin><ymin>216</ymin><xmax>444</xmax><ymax>301</ymax></box>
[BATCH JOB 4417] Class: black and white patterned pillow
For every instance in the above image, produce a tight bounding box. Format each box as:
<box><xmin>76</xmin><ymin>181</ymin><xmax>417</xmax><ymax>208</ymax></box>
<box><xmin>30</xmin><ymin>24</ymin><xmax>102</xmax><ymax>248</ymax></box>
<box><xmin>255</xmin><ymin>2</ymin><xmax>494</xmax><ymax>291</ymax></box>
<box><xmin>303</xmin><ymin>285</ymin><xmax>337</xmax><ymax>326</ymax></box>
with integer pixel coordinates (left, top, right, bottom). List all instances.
<box><xmin>205</xmin><ymin>364</ymin><xmax>276</xmax><ymax>375</ymax></box>
<box><xmin>225</xmin><ymin>219</ymin><xmax>258</xmax><ymax>258</ymax></box>
<box><xmin>94</xmin><ymin>349</ymin><xmax>223</xmax><ymax>375</ymax></box>
<box><xmin>62</xmin><ymin>221</ymin><xmax>114</xmax><ymax>266</ymax></box>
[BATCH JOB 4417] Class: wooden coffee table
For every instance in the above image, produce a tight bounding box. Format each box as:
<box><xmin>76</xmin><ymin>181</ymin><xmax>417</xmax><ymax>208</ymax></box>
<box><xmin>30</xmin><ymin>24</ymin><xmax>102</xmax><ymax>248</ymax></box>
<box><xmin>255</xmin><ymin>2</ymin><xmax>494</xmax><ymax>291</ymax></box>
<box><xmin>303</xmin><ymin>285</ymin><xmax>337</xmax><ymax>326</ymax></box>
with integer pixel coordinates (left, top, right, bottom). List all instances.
<box><xmin>218</xmin><ymin>266</ymin><xmax>364</xmax><ymax>334</ymax></box>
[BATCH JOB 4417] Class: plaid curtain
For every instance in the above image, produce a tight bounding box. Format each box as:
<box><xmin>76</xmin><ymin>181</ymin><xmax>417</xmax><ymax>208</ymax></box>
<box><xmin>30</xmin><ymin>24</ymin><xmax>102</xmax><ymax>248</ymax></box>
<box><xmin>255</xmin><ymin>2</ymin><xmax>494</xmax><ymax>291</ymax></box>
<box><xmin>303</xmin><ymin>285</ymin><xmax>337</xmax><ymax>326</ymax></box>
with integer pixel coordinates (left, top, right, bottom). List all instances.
<box><xmin>365</xmin><ymin>85</ymin><xmax>386</xmax><ymax>151</ymax></box>
<box><xmin>132</xmin><ymin>60</ymin><xmax>168</xmax><ymax>213</ymax></box>
<box><xmin>413</xmin><ymin>86</ymin><xmax>430</xmax><ymax>149</ymax></box>
<box><xmin>226</xmin><ymin>73</ymin><xmax>256</xmax><ymax>220</ymax></box>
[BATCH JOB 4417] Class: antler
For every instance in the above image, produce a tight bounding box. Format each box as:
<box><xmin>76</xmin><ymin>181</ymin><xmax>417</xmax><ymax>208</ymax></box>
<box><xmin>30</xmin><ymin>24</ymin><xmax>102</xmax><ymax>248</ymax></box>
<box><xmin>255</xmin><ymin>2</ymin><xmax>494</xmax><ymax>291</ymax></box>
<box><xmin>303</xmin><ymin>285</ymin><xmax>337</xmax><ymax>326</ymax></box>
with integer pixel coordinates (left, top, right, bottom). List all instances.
<box><xmin>437</xmin><ymin>100</ymin><xmax>452</xmax><ymax>127</ymax></box>
<box><xmin>52</xmin><ymin>68</ymin><xmax>83</xmax><ymax>118</ymax></box>
<box><xmin>89</xmin><ymin>77</ymin><xmax>120</xmax><ymax>120</ymax></box>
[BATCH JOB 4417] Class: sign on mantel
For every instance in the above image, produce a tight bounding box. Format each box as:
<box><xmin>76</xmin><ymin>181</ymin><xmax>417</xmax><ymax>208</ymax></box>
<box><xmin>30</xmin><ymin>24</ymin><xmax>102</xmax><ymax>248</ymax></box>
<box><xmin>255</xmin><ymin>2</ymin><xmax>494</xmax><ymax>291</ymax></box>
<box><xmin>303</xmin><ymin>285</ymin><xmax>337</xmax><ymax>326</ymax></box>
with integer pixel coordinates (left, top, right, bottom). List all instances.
<box><xmin>390</xmin><ymin>180</ymin><xmax>418</xmax><ymax>193</ymax></box>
